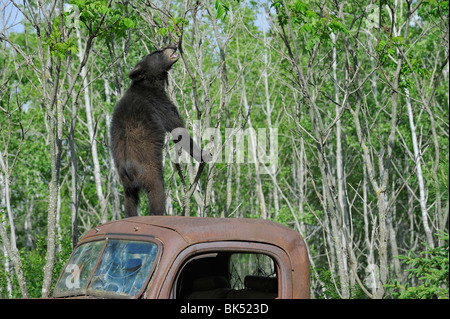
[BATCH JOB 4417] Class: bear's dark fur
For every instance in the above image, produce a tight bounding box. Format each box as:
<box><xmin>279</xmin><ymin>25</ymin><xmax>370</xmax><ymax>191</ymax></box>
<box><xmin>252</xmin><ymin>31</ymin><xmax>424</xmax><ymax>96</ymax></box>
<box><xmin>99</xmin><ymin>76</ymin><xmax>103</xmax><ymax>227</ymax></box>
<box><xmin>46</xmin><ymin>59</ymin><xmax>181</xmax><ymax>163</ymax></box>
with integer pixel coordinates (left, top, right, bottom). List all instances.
<box><xmin>110</xmin><ymin>44</ymin><xmax>210</xmax><ymax>217</ymax></box>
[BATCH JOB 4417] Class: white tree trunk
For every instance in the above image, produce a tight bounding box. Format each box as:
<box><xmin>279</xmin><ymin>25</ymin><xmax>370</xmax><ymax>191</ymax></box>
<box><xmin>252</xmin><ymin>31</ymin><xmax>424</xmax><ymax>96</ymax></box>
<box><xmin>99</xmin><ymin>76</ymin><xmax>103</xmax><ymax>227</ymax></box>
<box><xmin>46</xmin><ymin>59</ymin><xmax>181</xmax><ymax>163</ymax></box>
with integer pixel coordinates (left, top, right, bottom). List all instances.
<box><xmin>405</xmin><ymin>88</ymin><xmax>434</xmax><ymax>248</ymax></box>
<box><xmin>77</xmin><ymin>29</ymin><xmax>108</xmax><ymax>223</ymax></box>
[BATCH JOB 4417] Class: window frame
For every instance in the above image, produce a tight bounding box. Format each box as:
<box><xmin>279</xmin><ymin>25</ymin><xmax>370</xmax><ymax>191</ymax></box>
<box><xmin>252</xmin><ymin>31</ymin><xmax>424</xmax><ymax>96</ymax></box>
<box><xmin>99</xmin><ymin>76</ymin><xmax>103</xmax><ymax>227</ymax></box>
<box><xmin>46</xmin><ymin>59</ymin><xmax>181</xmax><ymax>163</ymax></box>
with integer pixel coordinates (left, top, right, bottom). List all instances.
<box><xmin>158</xmin><ymin>241</ymin><xmax>293</xmax><ymax>299</ymax></box>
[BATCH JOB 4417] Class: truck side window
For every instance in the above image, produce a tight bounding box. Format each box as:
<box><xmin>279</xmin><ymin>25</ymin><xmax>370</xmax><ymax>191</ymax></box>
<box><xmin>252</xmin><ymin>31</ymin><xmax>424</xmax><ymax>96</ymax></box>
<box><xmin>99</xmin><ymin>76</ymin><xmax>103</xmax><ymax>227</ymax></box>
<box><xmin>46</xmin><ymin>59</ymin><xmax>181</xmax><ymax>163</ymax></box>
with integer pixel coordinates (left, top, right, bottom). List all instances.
<box><xmin>173</xmin><ymin>252</ymin><xmax>278</xmax><ymax>299</ymax></box>
<box><xmin>226</xmin><ymin>253</ymin><xmax>278</xmax><ymax>299</ymax></box>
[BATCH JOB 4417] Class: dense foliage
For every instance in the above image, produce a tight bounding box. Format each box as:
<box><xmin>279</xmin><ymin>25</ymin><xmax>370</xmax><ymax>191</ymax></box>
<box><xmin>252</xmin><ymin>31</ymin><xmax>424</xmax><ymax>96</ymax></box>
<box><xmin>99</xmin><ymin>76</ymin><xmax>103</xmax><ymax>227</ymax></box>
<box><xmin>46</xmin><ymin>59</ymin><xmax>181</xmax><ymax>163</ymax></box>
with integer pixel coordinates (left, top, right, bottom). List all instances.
<box><xmin>387</xmin><ymin>231</ymin><xmax>449</xmax><ymax>299</ymax></box>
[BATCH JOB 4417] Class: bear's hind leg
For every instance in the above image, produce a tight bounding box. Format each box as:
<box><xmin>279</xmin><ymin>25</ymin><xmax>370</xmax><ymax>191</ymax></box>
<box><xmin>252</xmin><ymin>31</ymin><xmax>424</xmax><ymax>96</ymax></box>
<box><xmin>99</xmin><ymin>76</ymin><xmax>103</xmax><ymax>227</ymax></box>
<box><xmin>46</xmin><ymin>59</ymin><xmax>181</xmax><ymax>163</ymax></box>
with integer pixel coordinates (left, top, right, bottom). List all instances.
<box><xmin>145</xmin><ymin>176</ymin><xmax>166</xmax><ymax>216</ymax></box>
<box><xmin>124</xmin><ymin>187</ymin><xmax>140</xmax><ymax>217</ymax></box>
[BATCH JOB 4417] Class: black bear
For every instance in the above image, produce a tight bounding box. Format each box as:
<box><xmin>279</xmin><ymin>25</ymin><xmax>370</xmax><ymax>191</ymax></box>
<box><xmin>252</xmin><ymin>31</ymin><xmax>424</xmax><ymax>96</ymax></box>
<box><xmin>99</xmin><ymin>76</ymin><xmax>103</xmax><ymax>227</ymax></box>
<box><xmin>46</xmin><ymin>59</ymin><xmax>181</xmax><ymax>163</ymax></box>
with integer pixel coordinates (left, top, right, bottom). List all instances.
<box><xmin>110</xmin><ymin>44</ymin><xmax>211</xmax><ymax>217</ymax></box>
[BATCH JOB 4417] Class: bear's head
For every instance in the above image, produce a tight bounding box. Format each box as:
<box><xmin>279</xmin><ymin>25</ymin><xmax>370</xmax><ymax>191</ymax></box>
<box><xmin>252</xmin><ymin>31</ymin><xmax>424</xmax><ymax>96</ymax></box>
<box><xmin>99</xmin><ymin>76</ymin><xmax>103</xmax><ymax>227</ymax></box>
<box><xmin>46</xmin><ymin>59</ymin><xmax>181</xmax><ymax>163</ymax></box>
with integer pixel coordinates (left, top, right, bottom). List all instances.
<box><xmin>128</xmin><ymin>44</ymin><xmax>179</xmax><ymax>86</ymax></box>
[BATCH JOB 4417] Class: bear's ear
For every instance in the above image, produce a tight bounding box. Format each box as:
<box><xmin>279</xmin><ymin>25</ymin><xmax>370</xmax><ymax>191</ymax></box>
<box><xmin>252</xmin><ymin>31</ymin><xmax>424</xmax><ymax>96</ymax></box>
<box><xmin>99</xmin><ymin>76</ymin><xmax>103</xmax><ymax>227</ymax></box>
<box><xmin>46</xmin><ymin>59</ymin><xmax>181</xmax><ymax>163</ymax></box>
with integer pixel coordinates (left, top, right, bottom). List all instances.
<box><xmin>128</xmin><ymin>63</ymin><xmax>145</xmax><ymax>81</ymax></box>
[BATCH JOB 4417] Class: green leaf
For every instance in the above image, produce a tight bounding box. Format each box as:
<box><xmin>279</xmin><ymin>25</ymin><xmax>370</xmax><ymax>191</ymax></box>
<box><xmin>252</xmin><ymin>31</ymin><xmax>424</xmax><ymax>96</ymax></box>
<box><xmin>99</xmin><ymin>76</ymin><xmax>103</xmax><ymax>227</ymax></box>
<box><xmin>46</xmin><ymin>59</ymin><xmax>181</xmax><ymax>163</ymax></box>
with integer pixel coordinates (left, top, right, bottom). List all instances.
<box><xmin>392</xmin><ymin>36</ymin><xmax>405</xmax><ymax>44</ymax></box>
<box><xmin>330</xmin><ymin>20</ymin><xmax>349</xmax><ymax>34</ymax></box>
<box><xmin>122</xmin><ymin>17</ymin><xmax>134</xmax><ymax>29</ymax></box>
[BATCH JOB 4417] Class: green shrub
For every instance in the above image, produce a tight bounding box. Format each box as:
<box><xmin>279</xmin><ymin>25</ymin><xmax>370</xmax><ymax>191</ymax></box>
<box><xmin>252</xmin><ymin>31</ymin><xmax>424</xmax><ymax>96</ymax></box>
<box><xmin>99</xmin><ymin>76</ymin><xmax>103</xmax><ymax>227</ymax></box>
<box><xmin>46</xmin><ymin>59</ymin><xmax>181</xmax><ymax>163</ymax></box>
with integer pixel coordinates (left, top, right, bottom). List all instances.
<box><xmin>386</xmin><ymin>231</ymin><xmax>449</xmax><ymax>299</ymax></box>
<box><xmin>0</xmin><ymin>234</ymin><xmax>72</xmax><ymax>298</ymax></box>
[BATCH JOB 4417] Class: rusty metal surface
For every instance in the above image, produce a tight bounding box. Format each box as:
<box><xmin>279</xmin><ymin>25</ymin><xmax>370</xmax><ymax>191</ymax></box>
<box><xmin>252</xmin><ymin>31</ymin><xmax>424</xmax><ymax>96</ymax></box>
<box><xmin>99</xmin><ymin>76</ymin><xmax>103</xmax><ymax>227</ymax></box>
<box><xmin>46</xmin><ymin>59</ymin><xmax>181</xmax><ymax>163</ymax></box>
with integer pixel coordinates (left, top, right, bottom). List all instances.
<box><xmin>86</xmin><ymin>216</ymin><xmax>304</xmax><ymax>251</ymax></box>
<box><xmin>75</xmin><ymin>216</ymin><xmax>310</xmax><ymax>299</ymax></box>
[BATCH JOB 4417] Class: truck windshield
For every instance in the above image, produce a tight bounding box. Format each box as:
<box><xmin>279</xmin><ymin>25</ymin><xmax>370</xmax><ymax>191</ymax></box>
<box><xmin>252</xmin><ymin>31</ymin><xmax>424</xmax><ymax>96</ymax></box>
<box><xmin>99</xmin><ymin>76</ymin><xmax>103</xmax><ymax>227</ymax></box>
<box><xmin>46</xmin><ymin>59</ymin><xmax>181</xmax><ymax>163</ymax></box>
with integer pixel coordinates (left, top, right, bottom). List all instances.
<box><xmin>54</xmin><ymin>239</ymin><xmax>159</xmax><ymax>298</ymax></box>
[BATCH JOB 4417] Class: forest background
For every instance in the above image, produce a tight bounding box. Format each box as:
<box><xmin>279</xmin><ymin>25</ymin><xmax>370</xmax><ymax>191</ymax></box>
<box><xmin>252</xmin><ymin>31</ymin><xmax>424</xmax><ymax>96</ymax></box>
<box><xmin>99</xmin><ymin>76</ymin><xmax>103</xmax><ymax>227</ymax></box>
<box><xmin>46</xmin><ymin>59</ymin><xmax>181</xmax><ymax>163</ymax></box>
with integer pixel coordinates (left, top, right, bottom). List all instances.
<box><xmin>0</xmin><ymin>0</ymin><xmax>448</xmax><ymax>299</ymax></box>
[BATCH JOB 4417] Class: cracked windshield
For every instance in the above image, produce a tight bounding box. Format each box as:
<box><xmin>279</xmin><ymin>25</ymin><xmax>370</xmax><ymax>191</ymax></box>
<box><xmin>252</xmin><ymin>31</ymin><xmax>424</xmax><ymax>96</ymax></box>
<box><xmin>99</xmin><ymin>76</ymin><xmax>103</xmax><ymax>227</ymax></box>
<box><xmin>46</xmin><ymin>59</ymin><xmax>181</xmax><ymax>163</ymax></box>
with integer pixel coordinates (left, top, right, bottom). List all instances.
<box><xmin>55</xmin><ymin>240</ymin><xmax>159</xmax><ymax>297</ymax></box>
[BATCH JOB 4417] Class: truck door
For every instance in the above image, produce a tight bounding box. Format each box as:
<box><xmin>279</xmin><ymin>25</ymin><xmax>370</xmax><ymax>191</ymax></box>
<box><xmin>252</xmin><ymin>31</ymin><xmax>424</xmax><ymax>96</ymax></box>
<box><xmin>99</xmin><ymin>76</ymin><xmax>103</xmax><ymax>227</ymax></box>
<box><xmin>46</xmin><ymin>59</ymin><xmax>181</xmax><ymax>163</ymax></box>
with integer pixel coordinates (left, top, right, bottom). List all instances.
<box><xmin>157</xmin><ymin>241</ymin><xmax>293</xmax><ymax>299</ymax></box>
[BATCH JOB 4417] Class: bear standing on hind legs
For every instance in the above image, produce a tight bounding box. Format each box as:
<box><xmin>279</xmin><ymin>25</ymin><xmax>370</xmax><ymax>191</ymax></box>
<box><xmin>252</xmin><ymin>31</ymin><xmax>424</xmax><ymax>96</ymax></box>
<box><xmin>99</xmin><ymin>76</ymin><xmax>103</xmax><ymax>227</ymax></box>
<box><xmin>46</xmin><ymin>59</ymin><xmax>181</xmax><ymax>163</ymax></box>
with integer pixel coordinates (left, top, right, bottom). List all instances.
<box><xmin>110</xmin><ymin>44</ymin><xmax>211</xmax><ymax>217</ymax></box>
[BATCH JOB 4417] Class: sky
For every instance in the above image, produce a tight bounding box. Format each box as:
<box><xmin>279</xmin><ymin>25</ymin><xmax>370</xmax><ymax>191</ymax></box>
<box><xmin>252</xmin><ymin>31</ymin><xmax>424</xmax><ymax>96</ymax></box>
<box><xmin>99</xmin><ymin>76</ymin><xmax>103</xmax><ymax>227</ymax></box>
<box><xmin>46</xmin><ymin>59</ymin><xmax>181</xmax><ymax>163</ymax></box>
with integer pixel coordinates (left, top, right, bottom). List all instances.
<box><xmin>1</xmin><ymin>1</ymin><xmax>272</xmax><ymax>36</ymax></box>
<box><xmin>1</xmin><ymin>1</ymin><xmax>24</xmax><ymax>34</ymax></box>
